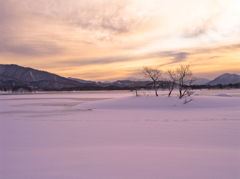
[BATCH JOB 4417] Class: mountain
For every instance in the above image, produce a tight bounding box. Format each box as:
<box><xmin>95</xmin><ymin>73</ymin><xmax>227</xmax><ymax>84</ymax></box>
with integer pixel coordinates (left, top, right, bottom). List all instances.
<box><xmin>0</xmin><ymin>64</ymin><xmax>151</xmax><ymax>90</ymax></box>
<box><xmin>192</xmin><ymin>78</ymin><xmax>211</xmax><ymax>85</ymax></box>
<box><xmin>206</xmin><ymin>73</ymin><xmax>240</xmax><ymax>85</ymax></box>
<box><xmin>1</xmin><ymin>64</ymin><xmax>239</xmax><ymax>90</ymax></box>
<box><xmin>68</xmin><ymin>77</ymin><xmax>96</xmax><ymax>84</ymax></box>
<box><xmin>123</xmin><ymin>77</ymin><xmax>151</xmax><ymax>81</ymax></box>
<box><xmin>69</xmin><ymin>77</ymin><xmax>151</xmax><ymax>88</ymax></box>
<box><xmin>0</xmin><ymin>64</ymin><xmax>93</xmax><ymax>89</ymax></box>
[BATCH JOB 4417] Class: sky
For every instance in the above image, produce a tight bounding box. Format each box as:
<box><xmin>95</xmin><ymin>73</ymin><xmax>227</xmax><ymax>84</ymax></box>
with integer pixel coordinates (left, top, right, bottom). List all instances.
<box><xmin>0</xmin><ymin>0</ymin><xmax>240</xmax><ymax>81</ymax></box>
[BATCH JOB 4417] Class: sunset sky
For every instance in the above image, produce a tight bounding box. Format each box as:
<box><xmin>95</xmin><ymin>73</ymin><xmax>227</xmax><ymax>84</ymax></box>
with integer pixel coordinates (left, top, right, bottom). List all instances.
<box><xmin>0</xmin><ymin>0</ymin><xmax>240</xmax><ymax>81</ymax></box>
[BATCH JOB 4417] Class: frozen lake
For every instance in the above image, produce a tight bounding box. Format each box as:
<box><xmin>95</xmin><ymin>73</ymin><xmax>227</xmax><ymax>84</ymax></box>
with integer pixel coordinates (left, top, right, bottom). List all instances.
<box><xmin>0</xmin><ymin>90</ymin><xmax>240</xmax><ymax>179</ymax></box>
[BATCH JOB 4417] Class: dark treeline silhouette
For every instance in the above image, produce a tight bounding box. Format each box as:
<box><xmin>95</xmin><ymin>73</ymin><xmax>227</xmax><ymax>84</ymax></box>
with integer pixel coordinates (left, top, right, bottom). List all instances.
<box><xmin>1</xmin><ymin>81</ymin><xmax>239</xmax><ymax>93</ymax></box>
<box><xmin>190</xmin><ymin>83</ymin><xmax>240</xmax><ymax>90</ymax></box>
<box><xmin>11</xmin><ymin>86</ymin><xmax>32</xmax><ymax>92</ymax></box>
<box><xmin>0</xmin><ymin>84</ymin><xmax>149</xmax><ymax>92</ymax></box>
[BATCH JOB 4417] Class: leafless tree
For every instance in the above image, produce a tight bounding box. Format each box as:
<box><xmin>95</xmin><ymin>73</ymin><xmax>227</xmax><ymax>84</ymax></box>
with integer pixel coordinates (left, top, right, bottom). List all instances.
<box><xmin>142</xmin><ymin>66</ymin><xmax>162</xmax><ymax>96</ymax></box>
<box><xmin>176</xmin><ymin>64</ymin><xmax>196</xmax><ymax>99</ymax></box>
<box><xmin>166</xmin><ymin>70</ymin><xmax>178</xmax><ymax>97</ymax></box>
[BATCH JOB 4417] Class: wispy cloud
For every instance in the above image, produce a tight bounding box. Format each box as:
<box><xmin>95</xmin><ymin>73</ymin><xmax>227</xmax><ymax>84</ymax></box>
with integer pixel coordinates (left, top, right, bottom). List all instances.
<box><xmin>60</xmin><ymin>50</ymin><xmax>191</xmax><ymax>69</ymax></box>
<box><xmin>193</xmin><ymin>43</ymin><xmax>240</xmax><ymax>54</ymax></box>
<box><xmin>61</xmin><ymin>56</ymin><xmax>131</xmax><ymax>66</ymax></box>
<box><xmin>172</xmin><ymin>52</ymin><xmax>189</xmax><ymax>63</ymax></box>
<box><xmin>0</xmin><ymin>42</ymin><xmax>63</xmax><ymax>56</ymax></box>
<box><xmin>0</xmin><ymin>0</ymin><xmax>156</xmax><ymax>57</ymax></box>
<box><xmin>183</xmin><ymin>25</ymin><xmax>209</xmax><ymax>38</ymax></box>
<box><xmin>59</xmin><ymin>42</ymin><xmax>240</xmax><ymax>67</ymax></box>
<box><xmin>181</xmin><ymin>0</ymin><xmax>229</xmax><ymax>39</ymax></box>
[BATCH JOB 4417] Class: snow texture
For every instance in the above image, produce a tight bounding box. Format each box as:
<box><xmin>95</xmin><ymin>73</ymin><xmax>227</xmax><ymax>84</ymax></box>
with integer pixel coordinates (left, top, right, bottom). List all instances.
<box><xmin>215</xmin><ymin>93</ymin><xmax>232</xmax><ymax>97</ymax></box>
<box><xmin>29</xmin><ymin>71</ymin><xmax>36</xmax><ymax>81</ymax></box>
<box><xmin>0</xmin><ymin>90</ymin><xmax>240</xmax><ymax>179</ymax></box>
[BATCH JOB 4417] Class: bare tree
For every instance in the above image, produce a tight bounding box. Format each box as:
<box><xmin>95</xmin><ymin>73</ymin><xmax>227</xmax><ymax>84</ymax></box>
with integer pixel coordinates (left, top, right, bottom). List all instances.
<box><xmin>176</xmin><ymin>64</ymin><xmax>196</xmax><ymax>99</ymax></box>
<box><xmin>142</xmin><ymin>66</ymin><xmax>162</xmax><ymax>96</ymax></box>
<box><xmin>166</xmin><ymin>70</ymin><xmax>178</xmax><ymax>97</ymax></box>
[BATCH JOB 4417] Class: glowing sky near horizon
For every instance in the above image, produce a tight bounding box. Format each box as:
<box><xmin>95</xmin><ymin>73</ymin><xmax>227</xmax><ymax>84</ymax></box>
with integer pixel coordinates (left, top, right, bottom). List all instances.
<box><xmin>0</xmin><ymin>0</ymin><xmax>240</xmax><ymax>80</ymax></box>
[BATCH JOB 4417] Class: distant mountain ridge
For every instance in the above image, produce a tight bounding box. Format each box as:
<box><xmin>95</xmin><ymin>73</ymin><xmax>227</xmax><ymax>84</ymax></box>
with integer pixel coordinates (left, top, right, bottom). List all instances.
<box><xmin>123</xmin><ymin>77</ymin><xmax>151</xmax><ymax>82</ymax></box>
<box><xmin>0</xmin><ymin>64</ymin><xmax>239</xmax><ymax>90</ymax></box>
<box><xmin>0</xmin><ymin>64</ymin><xmax>90</xmax><ymax>89</ymax></box>
<box><xmin>68</xmin><ymin>77</ymin><xmax>96</xmax><ymax>84</ymax></box>
<box><xmin>0</xmin><ymin>64</ymin><xmax>151</xmax><ymax>90</ymax></box>
<box><xmin>192</xmin><ymin>78</ymin><xmax>211</xmax><ymax>85</ymax></box>
<box><xmin>206</xmin><ymin>73</ymin><xmax>240</xmax><ymax>85</ymax></box>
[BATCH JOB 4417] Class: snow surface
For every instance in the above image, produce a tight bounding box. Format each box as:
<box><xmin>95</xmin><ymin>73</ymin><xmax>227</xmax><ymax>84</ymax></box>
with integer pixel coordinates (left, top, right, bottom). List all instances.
<box><xmin>0</xmin><ymin>90</ymin><xmax>240</xmax><ymax>179</ymax></box>
<box><xmin>215</xmin><ymin>93</ymin><xmax>232</xmax><ymax>97</ymax></box>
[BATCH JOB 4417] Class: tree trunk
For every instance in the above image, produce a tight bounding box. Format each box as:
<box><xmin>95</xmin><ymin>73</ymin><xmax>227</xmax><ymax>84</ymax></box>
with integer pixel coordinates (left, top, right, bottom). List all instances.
<box><xmin>179</xmin><ymin>88</ymin><xmax>183</xmax><ymax>99</ymax></box>
<box><xmin>153</xmin><ymin>81</ymin><xmax>158</xmax><ymax>96</ymax></box>
<box><xmin>168</xmin><ymin>84</ymin><xmax>174</xmax><ymax>97</ymax></box>
<box><xmin>168</xmin><ymin>90</ymin><xmax>172</xmax><ymax>97</ymax></box>
<box><xmin>155</xmin><ymin>88</ymin><xmax>158</xmax><ymax>96</ymax></box>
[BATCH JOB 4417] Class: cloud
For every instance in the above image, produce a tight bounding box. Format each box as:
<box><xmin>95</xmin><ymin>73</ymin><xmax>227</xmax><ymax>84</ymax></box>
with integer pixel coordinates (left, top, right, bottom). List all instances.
<box><xmin>0</xmin><ymin>0</ymin><xmax>66</xmax><ymax>56</ymax></box>
<box><xmin>182</xmin><ymin>16</ymin><xmax>215</xmax><ymax>38</ymax></box>
<box><xmin>60</xmin><ymin>55</ymin><xmax>134</xmax><ymax>67</ymax></box>
<box><xmin>0</xmin><ymin>0</ymin><xmax>150</xmax><ymax>35</ymax></box>
<box><xmin>157</xmin><ymin>52</ymin><xmax>189</xmax><ymax>66</ymax></box>
<box><xmin>208</xmin><ymin>56</ymin><xmax>221</xmax><ymax>59</ymax></box>
<box><xmin>141</xmin><ymin>51</ymin><xmax>189</xmax><ymax>65</ymax></box>
<box><xmin>0</xmin><ymin>42</ymin><xmax>63</xmax><ymax>56</ymax></box>
<box><xmin>60</xmin><ymin>51</ymin><xmax>190</xmax><ymax>68</ymax></box>
<box><xmin>182</xmin><ymin>0</ymin><xmax>228</xmax><ymax>39</ymax></box>
<box><xmin>72</xmin><ymin>1</ymin><xmax>134</xmax><ymax>34</ymax></box>
<box><xmin>183</xmin><ymin>27</ymin><xmax>208</xmax><ymax>38</ymax></box>
<box><xmin>172</xmin><ymin>52</ymin><xmax>189</xmax><ymax>62</ymax></box>
<box><xmin>1</xmin><ymin>0</ymin><xmax>240</xmax><ymax>80</ymax></box>
<box><xmin>193</xmin><ymin>43</ymin><xmax>240</xmax><ymax>54</ymax></box>
<box><xmin>0</xmin><ymin>0</ymin><xmax>155</xmax><ymax>57</ymax></box>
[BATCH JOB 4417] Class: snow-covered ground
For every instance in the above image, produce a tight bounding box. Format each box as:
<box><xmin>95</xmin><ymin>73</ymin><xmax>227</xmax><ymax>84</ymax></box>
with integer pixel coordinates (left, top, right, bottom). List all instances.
<box><xmin>0</xmin><ymin>90</ymin><xmax>240</xmax><ymax>179</ymax></box>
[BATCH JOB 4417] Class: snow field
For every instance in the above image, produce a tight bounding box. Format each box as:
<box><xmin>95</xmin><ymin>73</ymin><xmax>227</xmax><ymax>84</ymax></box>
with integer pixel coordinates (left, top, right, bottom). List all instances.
<box><xmin>0</xmin><ymin>91</ymin><xmax>240</xmax><ymax>179</ymax></box>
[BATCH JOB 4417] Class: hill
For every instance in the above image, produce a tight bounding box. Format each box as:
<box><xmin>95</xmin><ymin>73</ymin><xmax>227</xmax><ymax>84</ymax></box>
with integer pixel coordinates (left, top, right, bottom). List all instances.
<box><xmin>192</xmin><ymin>78</ymin><xmax>210</xmax><ymax>85</ymax></box>
<box><xmin>206</xmin><ymin>73</ymin><xmax>240</xmax><ymax>85</ymax></box>
<box><xmin>0</xmin><ymin>64</ymin><xmax>91</xmax><ymax>89</ymax></box>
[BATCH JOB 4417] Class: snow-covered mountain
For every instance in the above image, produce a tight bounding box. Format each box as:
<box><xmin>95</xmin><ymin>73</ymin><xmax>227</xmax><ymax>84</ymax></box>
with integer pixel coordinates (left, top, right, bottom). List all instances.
<box><xmin>0</xmin><ymin>64</ymin><xmax>91</xmax><ymax>89</ymax></box>
<box><xmin>206</xmin><ymin>73</ymin><xmax>240</xmax><ymax>85</ymax></box>
<box><xmin>68</xmin><ymin>77</ymin><xmax>96</xmax><ymax>84</ymax></box>
<box><xmin>0</xmin><ymin>64</ymin><xmax>152</xmax><ymax>90</ymax></box>
<box><xmin>192</xmin><ymin>78</ymin><xmax>211</xmax><ymax>85</ymax></box>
